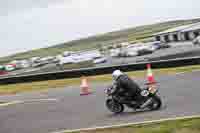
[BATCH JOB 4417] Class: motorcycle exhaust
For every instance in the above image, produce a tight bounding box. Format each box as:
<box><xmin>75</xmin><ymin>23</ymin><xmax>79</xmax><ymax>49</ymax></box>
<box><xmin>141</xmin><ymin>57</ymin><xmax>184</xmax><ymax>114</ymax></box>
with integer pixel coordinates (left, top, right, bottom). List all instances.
<box><xmin>140</xmin><ymin>97</ymin><xmax>153</xmax><ymax>109</ymax></box>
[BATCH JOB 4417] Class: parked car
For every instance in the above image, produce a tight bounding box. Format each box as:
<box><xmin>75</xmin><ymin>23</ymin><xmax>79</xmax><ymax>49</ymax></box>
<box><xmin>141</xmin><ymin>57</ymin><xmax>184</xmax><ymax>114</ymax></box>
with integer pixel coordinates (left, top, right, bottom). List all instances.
<box><xmin>126</xmin><ymin>51</ymin><xmax>138</xmax><ymax>57</ymax></box>
<box><xmin>137</xmin><ymin>49</ymin><xmax>153</xmax><ymax>56</ymax></box>
<box><xmin>4</xmin><ymin>64</ymin><xmax>16</xmax><ymax>71</ymax></box>
<box><xmin>151</xmin><ymin>41</ymin><xmax>171</xmax><ymax>49</ymax></box>
<box><xmin>144</xmin><ymin>41</ymin><xmax>169</xmax><ymax>50</ymax></box>
<box><xmin>93</xmin><ymin>57</ymin><xmax>107</xmax><ymax>64</ymax></box>
<box><xmin>30</xmin><ymin>57</ymin><xmax>41</xmax><ymax>63</ymax></box>
<box><xmin>110</xmin><ymin>49</ymin><xmax>120</xmax><ymax>57</ymax></box>
<box><xmin>193</xmin><ymin>36</ymin><xmax>200</xmax><ymax>45</ymax></box>
<box><xmin>58</xmin><ymin>56</ymin><xmax>74</xmax><ymax>65</ymax></box>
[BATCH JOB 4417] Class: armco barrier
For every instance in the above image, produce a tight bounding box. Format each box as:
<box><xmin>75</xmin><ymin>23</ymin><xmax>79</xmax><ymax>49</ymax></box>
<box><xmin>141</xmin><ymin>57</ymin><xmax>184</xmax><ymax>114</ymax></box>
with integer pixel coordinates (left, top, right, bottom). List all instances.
<box><xmin>0</xmin><ymin>56</ymin><xmax>200</xmax><ymax>85</ymax></box>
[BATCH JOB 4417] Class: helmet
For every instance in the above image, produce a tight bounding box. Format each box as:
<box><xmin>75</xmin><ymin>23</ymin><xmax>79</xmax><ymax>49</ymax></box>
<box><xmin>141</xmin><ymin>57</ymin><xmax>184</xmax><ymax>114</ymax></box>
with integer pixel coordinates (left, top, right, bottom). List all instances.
<box><xmin>112</xmin><ymin>70</ymin><xmax>123</xmax><ymax>80</ymax></box>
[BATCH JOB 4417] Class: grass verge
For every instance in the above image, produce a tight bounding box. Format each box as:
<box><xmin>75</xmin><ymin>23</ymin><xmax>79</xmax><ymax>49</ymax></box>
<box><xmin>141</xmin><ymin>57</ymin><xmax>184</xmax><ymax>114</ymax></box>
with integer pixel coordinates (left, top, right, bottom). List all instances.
<box><xmin>66</xmin><ymin>117</ymin><xmax>200</xmax><ymax>133</ymax></box>
<box><xmin>0</xmin><ymin>64</ymin><xmax>200</xmax><ymax>95</ymax></box>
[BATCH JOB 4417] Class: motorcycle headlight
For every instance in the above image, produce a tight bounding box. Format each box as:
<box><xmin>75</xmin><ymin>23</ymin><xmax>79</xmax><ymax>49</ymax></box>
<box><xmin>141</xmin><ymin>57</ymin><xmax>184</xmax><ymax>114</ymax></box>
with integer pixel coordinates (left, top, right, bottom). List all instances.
<box><xmin>105</xmin><ymin>88</ymin><xmax>111</xmax><ymax>94</ymax></box>
<box><xmin>141</xmin><ymin>90</ymin><xmax>149</xmax><ymax>97</ymax></box>
<box><xmin>105</xmin><ymin>89</ymin><xmax>108</xmax><ymax>94</ymax></box>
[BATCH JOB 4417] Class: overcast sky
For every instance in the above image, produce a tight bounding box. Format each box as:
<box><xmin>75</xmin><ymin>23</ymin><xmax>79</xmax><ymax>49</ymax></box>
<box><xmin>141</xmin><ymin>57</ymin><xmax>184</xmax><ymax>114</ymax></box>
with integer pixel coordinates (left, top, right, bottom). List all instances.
<box><xmin>0</xmin><ymin>0</ymin><xmax>199</xmax><ymax>57</ymax></box>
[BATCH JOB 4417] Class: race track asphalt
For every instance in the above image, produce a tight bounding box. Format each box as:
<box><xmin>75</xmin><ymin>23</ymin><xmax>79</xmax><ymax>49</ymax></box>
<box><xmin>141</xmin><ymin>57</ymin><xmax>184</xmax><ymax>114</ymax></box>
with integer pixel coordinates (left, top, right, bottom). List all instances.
<box><xmin>0</xmin><ymin>71</ymin><xmax>200</xmax><ymax>133</ymax></box>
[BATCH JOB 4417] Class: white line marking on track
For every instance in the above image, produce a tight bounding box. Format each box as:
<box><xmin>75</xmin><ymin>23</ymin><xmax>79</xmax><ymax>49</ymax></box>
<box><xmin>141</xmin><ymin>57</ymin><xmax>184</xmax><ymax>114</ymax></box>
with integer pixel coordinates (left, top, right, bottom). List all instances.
<box><xmin>0</xmin><ymin>100</ymin><xmax>24</xmax><ymax>107</ymax></box>
<box><xmin>25</xmin><ymin>98</ymin><xmax>59</xmax><ymax>103</ymax></box>
<box><xmin>51</xmin><ymin>115</ymin><xmax>200</xmax><ymax>133</ymax></box>
<box><xmin>192</xmin><ymin>69</ymin><xmax>200</xmax><ymax>72</ymax></box>
<box><xmin>0</xmin><ymin>98</ymin><xmax>59</xmax><ymax>107</ymax></box>
<box><xmin>175</xmin><ymin>72</ymin><xmax>186</xmax><ymax>75</ymax></box>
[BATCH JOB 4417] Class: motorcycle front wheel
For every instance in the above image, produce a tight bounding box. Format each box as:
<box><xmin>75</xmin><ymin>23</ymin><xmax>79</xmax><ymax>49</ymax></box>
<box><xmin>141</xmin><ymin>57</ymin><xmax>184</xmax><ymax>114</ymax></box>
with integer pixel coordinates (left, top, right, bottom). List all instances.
<box><xmin>148</xmin><ymin>95</ymin><xmax>162</xmax><ymax>110</ymax></box>
<box><xmin>106</xmin><ymin>99</ymin><xmax>124</xmax><ymax>114</ymax></box>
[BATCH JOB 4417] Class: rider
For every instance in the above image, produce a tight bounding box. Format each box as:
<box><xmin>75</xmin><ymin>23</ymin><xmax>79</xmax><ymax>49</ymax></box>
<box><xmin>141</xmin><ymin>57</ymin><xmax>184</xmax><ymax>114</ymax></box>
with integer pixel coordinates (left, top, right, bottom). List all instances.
<box><xmin>111</xmin><ymin>70</ymin><xmax>143</xmax><ymax>104</ymax></box>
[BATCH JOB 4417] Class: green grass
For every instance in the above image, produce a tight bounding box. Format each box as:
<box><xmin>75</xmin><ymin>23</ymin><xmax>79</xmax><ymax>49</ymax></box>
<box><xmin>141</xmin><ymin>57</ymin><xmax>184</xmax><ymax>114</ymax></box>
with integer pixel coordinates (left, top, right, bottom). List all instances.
<box><xmin>0</xmin><ymin>64</ymin><xmax>200</xmax><ymax>95</ymax></box>
<box><xmin>67</xmin><ymin>117</ymin><xmax>200</xmax><ymax>133</ymax></box>
<box><xmin>0</xmin><ymin>18</ymin><xmax>200</xmax><ymax>64</ymax></box>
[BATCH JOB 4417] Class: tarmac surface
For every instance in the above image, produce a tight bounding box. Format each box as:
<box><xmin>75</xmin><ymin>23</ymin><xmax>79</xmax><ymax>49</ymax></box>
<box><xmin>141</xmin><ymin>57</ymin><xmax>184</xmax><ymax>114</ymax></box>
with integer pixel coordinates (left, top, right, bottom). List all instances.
<box><xmin>0</xmin><ymin>70</ymin><xmax>200</xmax><ymax>133</ymax></box>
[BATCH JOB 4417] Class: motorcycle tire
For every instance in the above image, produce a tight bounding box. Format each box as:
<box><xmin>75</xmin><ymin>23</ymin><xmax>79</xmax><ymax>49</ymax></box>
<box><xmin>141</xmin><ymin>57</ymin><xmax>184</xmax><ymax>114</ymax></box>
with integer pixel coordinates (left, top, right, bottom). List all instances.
<box><xmin>106</xmin><ymin>99</ymin><xmax>124</xmax><ymax>114</ymax></box>
<box><xmin>148</xmin><ymin>95</ymin><xmax>162</xmax><ymax>110</ymax></box>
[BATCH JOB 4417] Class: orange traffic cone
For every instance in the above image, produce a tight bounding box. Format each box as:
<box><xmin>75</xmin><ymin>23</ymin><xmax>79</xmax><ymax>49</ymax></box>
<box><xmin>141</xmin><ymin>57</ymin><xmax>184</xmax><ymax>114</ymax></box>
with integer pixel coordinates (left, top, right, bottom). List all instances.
<box><xmin>146</xmin><ymin>64</ymin><xmax>156</xmax><ymax>85</ymax></box>
<box><xmin>80</xmin><ymin>76</ymin><xmax>92</xmax><ymax>96</ymax></box>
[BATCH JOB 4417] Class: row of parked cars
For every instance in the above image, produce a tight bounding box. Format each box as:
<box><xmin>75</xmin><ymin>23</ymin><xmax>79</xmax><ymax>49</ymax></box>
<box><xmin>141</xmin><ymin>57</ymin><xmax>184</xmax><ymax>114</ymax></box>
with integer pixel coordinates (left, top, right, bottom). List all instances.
<box><xmin>1</xmin><ymin>41</ymin><xmax>171</xmax><ymax>73</ymax></box>
<box><xmin>109</xmin><ymin>41</ymin><xmax>170</xmax><ymax>57</ymax></box>
<box><xmin>58</xmin><ymin>50</ymin><xmax>107</xmax><ymax>65</ymax></box>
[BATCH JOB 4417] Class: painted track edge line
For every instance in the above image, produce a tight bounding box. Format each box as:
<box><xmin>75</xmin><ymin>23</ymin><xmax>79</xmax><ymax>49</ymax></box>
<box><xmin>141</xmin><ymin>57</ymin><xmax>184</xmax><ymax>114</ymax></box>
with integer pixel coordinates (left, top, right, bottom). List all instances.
<box><xmin>0</xmin><ymin>100</ymin><xmax>23</xmax><ymax>107</ymax></box>
<box><xmin>24</xmin><ymin>98</ymin><xmax>59</xmax><ymax>102</ymax></box>
<box><xmin>0</xmin><ymin>98</ymin><xmax>58</xmax><ymax>107</ymax></box>
<box><xmin>51</xmin><ymin>115</ymin><xmax>200</xmax><ymax>133</ymax></box>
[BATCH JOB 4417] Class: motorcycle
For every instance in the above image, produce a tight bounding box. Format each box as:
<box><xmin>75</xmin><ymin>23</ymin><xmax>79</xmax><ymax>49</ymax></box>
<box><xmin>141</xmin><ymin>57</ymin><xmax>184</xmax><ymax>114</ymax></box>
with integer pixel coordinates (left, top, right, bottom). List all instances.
<box><xmin>105</xmin><ymin>84</ymin><xmax>162</xmax><ymax>114</ymax></box>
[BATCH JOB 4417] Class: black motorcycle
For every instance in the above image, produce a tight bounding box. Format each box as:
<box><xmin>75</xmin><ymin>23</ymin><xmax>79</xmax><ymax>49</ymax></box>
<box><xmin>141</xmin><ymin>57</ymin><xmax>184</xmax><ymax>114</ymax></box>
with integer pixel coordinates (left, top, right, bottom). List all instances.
<box><xmin>105</xmin><ymin>84</ymin><xmax>162</xmax><ymax>114</ymax></box>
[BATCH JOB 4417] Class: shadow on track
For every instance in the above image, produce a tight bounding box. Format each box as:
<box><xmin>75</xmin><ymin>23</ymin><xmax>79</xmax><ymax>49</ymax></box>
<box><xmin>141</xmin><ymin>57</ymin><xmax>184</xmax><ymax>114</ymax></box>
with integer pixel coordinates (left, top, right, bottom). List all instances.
<box><xmin>106</xmin><ymin>104</ymin><xmax>167</xmax><ymax>118</ymax></box>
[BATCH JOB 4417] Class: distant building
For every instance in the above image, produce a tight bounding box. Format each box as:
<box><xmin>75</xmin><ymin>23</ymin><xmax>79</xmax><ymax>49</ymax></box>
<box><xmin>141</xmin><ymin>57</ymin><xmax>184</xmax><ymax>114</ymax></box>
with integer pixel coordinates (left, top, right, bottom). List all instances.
<box><xmin>154</xmin><ymin>22</ymin><xmax>200</xmax><ymax>43</ymax></box>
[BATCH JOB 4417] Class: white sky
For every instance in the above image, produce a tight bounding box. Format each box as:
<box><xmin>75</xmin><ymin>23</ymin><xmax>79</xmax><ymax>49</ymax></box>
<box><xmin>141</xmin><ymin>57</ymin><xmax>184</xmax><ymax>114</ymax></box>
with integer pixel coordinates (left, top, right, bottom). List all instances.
<box><xmin>0</xmin><ymin>0</ymin><xmax>199</xmax><ymax>57</ymax></box>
